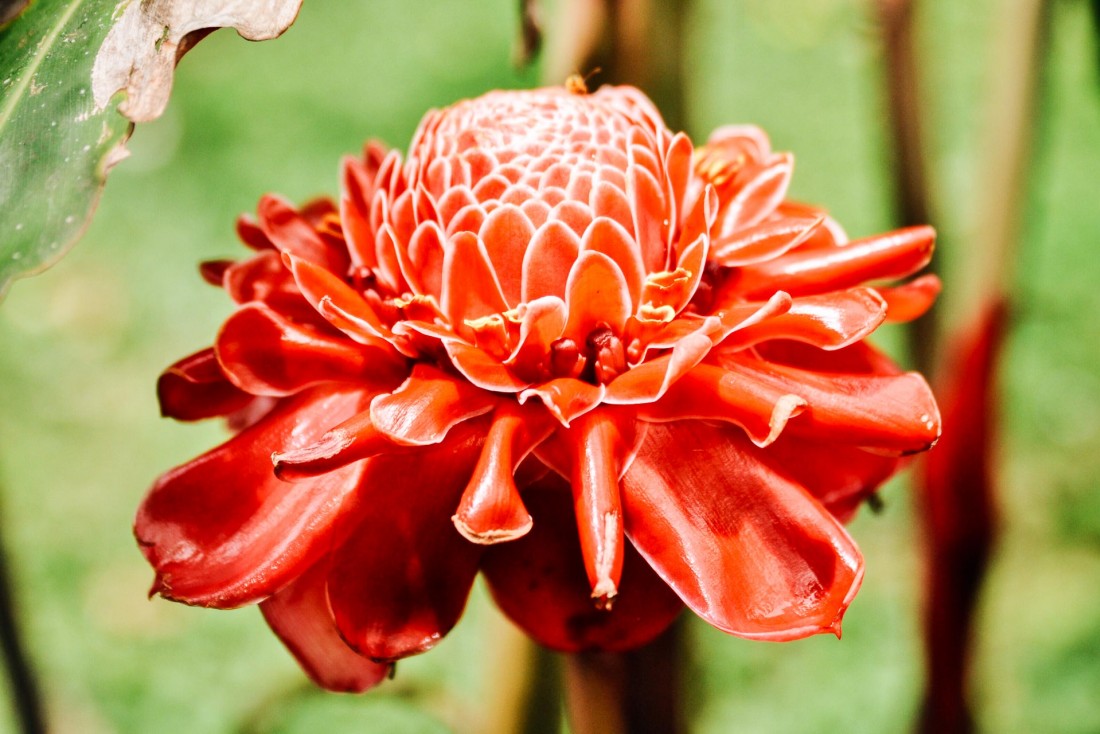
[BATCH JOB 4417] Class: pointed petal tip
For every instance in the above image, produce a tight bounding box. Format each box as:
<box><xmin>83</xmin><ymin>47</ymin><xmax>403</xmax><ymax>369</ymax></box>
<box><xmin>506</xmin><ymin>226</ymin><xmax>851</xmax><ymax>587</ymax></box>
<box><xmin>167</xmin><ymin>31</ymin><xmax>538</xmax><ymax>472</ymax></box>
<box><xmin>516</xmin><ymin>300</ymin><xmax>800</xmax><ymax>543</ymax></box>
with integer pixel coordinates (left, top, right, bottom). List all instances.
<box><xmin>451</xmin><ymin>514</ymin><xmax>534</xmax><ymax>545</ymax></box>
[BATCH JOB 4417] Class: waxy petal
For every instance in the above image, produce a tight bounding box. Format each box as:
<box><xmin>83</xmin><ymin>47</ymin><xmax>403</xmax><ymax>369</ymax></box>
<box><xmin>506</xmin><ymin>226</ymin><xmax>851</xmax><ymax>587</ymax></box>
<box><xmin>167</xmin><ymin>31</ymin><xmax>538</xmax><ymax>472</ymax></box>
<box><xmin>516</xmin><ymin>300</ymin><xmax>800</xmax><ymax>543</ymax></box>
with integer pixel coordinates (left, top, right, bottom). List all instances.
<box><xmin>710</xmin><ymin>216</ymin><xmax>823</xmax><ymax>268</ymax></box>
<box><xmin>520</xmin><ymin>378</ymin><xmax>606</xmax><ymax>427</ymax></box>
<box><xmin>712</xmin><ymin>354</ymin><xmax>941</xmax><ymax>453</ymax></box>
<box><xmin>720</xmin><ymin>288</ymin><xmax>888</xmax><ymax>352</ymax></box>
<box><xmin>622</xmin><ymin>421</ymin><xmax>863</xmax><ymax>640</ymax></box>
<box><xmin>370</xmin><ymin>364</ymin><xmax>500</xmax><ymax>446</ymax></box>
<box><xmin>260</xmin><ymin>562</ymin><xmax>390</xmax><ymax>693</ymax></box>
<box><xmin>877</xmin><ymin>274</ymin><xmax>942</xmax><ymax>322</ymax></box>
<box><xmin>482</xmin><ymin>474</ymin><xmax>683</xmax><ymax>652</ymax></box>
<box><xmin>603</xmin><ymin>332</ymin><xmax>712</xmax><ymax>404</ymax></box>
<box><xmin>581</xmin><ymin>217</ymin><xmax>646</xmax><ymax>309</ymax></box>
<box><xmin>734</xmin><ymin>225</ymin><xmax>935</xmax><ymax>299</ymax></box>
<box><xmin>258</xmin><ymin>194</ymin><xmax>347</xmax><ymax>274</ymax></box>
<box><xmin>716</xmin><ymin>154</ymin><xmax>793</xmax><ymax>235</ymax></box>
<box><xmin>136</xmin><ymin>389</ymin><xmax>369</xmax><ymax>607</ymax></box>
<box><xmin>327</xmin><ymin>429</ymin><xmax>485</xmax><ymax>662</ymax></box>
<box><xmin>522</xmin><ymin>221</ymin><xmax>582</xmax><ymax>302</ymax></box>
<box><xmin>272</xmin><ymin>409</ymin><xmax>405</xmax><ymax>481</ymax></box>
<box><xmin>216</xmin><ymin>303</ymin><xmax>403</xmax><ymax>397</ymax></box>
<box><xmin>564</xmin><ymin>251</ymin><xmax>632</xmax><ymax>343</ymax></box>
<box><xmin>157</xmin><ymin>347</ymin><xmax>253</xmax><ymax>421</ymax></box>
<box><xmin>481</xmin><ymin>204</ymin><xmax>535</xmax><ymax>306</ymax></box>
<box><xmin>453</xmin><ymin>401</ymin><xmax>555</xmax><ymax>544</ymax></box>
<box><xmin>283</xmin><ymin>252</ymin><xmax>394</xmax><ymax>343</ymax></box>
<box><xmin>441</xmin><ymin>232</ymin><xmax>509</xmax><ymax>326</ymax></box>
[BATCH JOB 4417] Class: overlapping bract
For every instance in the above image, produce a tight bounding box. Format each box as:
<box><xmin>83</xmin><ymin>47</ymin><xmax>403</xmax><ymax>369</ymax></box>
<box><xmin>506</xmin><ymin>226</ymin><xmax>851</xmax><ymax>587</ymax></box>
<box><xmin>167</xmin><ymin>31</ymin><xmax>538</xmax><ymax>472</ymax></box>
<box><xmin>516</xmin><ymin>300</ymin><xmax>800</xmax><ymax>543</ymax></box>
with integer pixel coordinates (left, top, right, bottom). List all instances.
<box><xmin>138</xmin><ymin>85</ymin><xmax>941</xmax><ymax>691</ymax></box>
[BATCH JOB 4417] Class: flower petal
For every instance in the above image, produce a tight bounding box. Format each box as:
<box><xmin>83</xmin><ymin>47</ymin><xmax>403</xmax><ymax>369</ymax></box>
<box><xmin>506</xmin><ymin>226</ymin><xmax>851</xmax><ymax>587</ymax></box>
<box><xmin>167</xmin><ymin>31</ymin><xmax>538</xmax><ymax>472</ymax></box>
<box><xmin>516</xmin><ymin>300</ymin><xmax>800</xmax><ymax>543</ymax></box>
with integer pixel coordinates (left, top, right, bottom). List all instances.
<box><xmin>622</xmin><ymin>421</ymin><xmax>863</xmax><ymax>640</ymax></box>
<box><xmin>519</xmin><ymin>378</ymin><xmax>605</xmax><ymax>427</ymax></box>
<box><xmin>258</xmin><ymin>194</ymin><xmax>348</xmax><ymax>274</ymax></box>
<box><xmin>271</xmin><ymin>408</ymin><xmax>407</xmax><ymax>481</ymax></box>
<box><xmin>719</xmin><ymin>288</ymin><xmax>888</xmax><ymax>352</ymax></box>
<box><xmin>453</xmin><ymin>401</ymin><xmax>555</xmax><ymax>544</ymax></box>
<box><xmin>369</xmin><ymin>364</ymin><xmax>500</xmax><ymax>446</ymax></box>
<box><xmin>481</xmin><ymin>204</ymin><xmax>535</xmax><ymax>306</ymax></box>
<box><xmin>876</xmin><ymin>274</ymin><xmax>942</xmax><ymax>322</ymax></box>
<box><xmin>327</xmin><ymin>428</ymin><xmax>485</xmax><ymax>662</ymax></box>
<box><xmin>260</xmin><ymin>561</ymin><xmax>390</xmax><ymax>693</ymax></box>
<box><xmin>441</xmin><ymin>232</ymin><xmax>510</xmax><ymax>325</ymax></box>
<box><xmin>564</xmin><ymin>250</ymin><xmax>632</xmax><ymax>343</ymax></box>
<box><xmin>481</xmin><ymin>473</ymin><xmax>683</xmax><ymax>652</ymax></box>
<box><xmin>283</xmin><ymin>252</ymin><xmax>394</xmax><ymax>343</ymax></box>
<box><xmin>711</xmin><ymin>353</ymin><xmax>941</xmax><ymax>453</ymax></box>
<box><xmin>734</xmin><ymin>225</ymin><xmax>936</xmax><ymax>299</ymax></box>
<box><xmin>216</xmin><ymin>303</ymin><xmax>403</xmax><ymax>397</ymax></box>
<box><xmin>716</xmin><ymin>154</ymin><xmax>793</xmax><ymax>235</ymax></box>
<box><xmin>639</xmin><ymin>363</ymin><xmax>807</xmax><ymax>447</ymax></box>
<box><xmin>522</xmin><ymin>220</ymin><xmax>582</xmax><ymax>302</ymax></box>
<box><xmin>581</xmin><ymin>217</ymin><xmax>646</xmax><ymax>309</ymax></box>
<box><xmin>136</xmin><ymin>389</ymin><xmax>369</xmax><ymax>607</ymax></box>
<box><xmin>709</xmin><ymin>216</ymin><xmax>823</xmax><ymax>268</ymax></box>
<box><xmin>157</xmin><ymin>347</ymin><xmax>254</xmax><ymax>421</ymax></box>
<box><xmin>603</xmin><ymin>332</ymin><xmax>712</xmax><ymax>404</ymax></box>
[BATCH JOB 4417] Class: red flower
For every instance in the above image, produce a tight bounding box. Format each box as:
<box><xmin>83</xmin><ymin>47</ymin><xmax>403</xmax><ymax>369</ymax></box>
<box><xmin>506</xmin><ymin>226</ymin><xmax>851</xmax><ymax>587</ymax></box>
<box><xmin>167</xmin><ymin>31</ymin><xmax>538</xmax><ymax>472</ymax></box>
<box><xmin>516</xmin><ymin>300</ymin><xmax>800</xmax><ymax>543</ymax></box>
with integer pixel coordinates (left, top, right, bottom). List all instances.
<box><xmin>138</xmin><ymin>85</ymin><xmax>941</xmax><ymax>692</ymax></box>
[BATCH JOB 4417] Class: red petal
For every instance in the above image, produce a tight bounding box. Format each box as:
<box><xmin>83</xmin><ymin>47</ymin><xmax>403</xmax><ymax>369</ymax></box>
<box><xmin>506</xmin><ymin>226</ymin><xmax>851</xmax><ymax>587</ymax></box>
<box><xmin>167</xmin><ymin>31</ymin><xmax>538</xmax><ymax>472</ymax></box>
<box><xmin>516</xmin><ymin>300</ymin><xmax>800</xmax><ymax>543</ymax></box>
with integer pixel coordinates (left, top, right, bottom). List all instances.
<box><xmin>283</xmin><ymin>252</ymin><xmax>394</xmax><ymax>343</ymax></box>
<box><xmin>734</xmin><ymin>225</ymin><xmax>935</xmax><ymax>299</ymax></box>
<box><xmin>581</xmin><ymin>217</ymin><xmax>645</xmax><ymax>309</ymax></box>
<box><xmin>877</xmin><ymin>274</ymin><xmax>942</xmax><ymax>322</ymax></box>
<box><xmin>157</xmin><ymin>347</ymin><xmax>254</xmax><ymax>421</ymax></box>
<box><xmin>709</xmin><ymin>216</ymin><xmax>823</xmax><ymax>268</ymax></box>
<box><xmin>136</xmin><ymin>389</ymin><xmax>369</xmax><ymax>607</ymax></box>
<box><xmin>640</xmin><ymin>363</ymin><xmax>807</xmax><ymax>447</ymax></box>
<box><xmin>603</xmin><ymin>332</ymin><xmax>712</xmax><ymax>404</ymax></box>
<box><xmin>622</xmin><ymin>421</ymin><xmax>863</xmax><ymax>640</ymax></box>
<box><xmin>712</xmin><ymin>353</ymin><xmax>941</xmax><ymax>453</ymax></box>
<box><xmin>327</xmin><ymin>429</ymin><xmax>485</xmax><ymax>662</ymax></box>
<box><xmin>258</xmin><ymin>194</ymin><xmax>348</xmax><ymax>274</ymax></box>
<box><xmin>369</xmin><ymin>364</ymin><xmax>500</xmax><ymax>446</ymax></box>
<box><xmin>441</xmin><ymin>232</ymin><xmax>509</xmax><ymax>326</ymax></box>
<box><xmin>564</xmin><ymin>251</ymin><xmax>632</xmax><ymax>343</ymax></box>
<box><xmin>272</xmin><ymin>408</ymin><xmax>406</xmax><ymax>481</ymax></box>
<box><xmin>562</xmin><ymin>409</ymin><xmax>638</xmax><ymax>604</ymax></box>
<box><xmin>482</xmin><ymin>473</ymin><xmax>683</xmax><ymax>652</ymax></box>
<box><xmin>719</xmin><ymin>288</ymin><xmax>887</xmax><ymax>352</ymax></box>
<box><xmin>628</xmin><ymin>155</ymin><xmax>669</xmax><ymax>273</ymax></box>
<box><xmin>453</xmin><ymin>401</ymin><xmax>555</xmax><ymax>543</ymax></box>
<box><xmin>216</xmin><ymin>303</ymin><xmax>403</xmax><ymax>397</ymax></box>
<box><xmin>481</xmin><ymin>204</ymin><xmax>535</xmax><ymax>306</ymax></box>
<box><xmin>260</xmin><ymin>561</ymin><xmax>390</xmax><ymax>693</ymax></box>
<box><xmin>716</xmin><ymin>154</ymin><xmax>793</xmax><ymax>235</ymax></box>
<box><xmin>519</xmin><ymin>378</ymin><xmax>605</xmax><ymax>427</ymax></box>
<box><xmin>522</xmin><ymin>221</ymin><xmax>581</xmax><ymax>302</ymax></box>
<box><xmin>340</xmin><ymin>155</ymin><xmax>379</xmax><ymax>274</ymax></box>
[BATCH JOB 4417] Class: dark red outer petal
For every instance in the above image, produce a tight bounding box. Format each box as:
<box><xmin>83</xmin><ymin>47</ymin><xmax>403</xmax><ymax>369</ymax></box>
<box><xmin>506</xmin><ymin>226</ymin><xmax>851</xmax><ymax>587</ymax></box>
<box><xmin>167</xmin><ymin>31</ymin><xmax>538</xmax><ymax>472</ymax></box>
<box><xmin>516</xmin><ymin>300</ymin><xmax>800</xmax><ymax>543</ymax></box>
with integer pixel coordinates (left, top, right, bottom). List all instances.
<box><xmin>135</xmin><ymin>388</ymin><xmax>370</xmax><ymax>607</ymax></box>
<box><xmin>622</xmin><ymin>421</ymin><xmax>863</xmax><ymax>640</ymax></box>
<box><xmin>759</xmin><ymin>434</ymin><xmax>900</xmax><ymax>523</ymax></box>
<box><xmin>216</xmin><ymin>302</ymin><xmax>405</xmax><ymax>397</ymax></box>
<box><xmin>260</xmin><ymin>561</ymin><xmax>390</xmax><ymax>693</ymax></box>
<box><xmin>876</xmin><ymin>274</ymin><xmax>942</xmax><ymax>323</ymax></box>
<box><xmin>326</xmin><ymin>426</ymin><xmax>486</xmax><ymax>662</ymax></box>
<box><xmin>157</xmin><ymin>347</ymin><xmax>254</xmax><ymax>421</ymax></box>
<box><xmin>481</xmin><ymin>473</ymin><xmax>683</xmax><ymax>653</ymax></box>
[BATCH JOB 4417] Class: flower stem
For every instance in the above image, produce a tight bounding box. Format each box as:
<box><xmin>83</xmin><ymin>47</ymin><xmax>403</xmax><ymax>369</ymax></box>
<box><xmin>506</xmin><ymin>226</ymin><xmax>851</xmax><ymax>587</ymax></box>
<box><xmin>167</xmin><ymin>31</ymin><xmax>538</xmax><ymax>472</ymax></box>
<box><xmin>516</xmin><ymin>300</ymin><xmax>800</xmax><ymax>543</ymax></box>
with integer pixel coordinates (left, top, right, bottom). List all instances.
<box><xmin>563</xmin><ymin>620</ymin><xmax>683</xmax><ymax>734</ymax></box>
<box><xmin>0</xmin><ymin>483</ymin><xmax>46</xmax><ymax>734</ymax></box>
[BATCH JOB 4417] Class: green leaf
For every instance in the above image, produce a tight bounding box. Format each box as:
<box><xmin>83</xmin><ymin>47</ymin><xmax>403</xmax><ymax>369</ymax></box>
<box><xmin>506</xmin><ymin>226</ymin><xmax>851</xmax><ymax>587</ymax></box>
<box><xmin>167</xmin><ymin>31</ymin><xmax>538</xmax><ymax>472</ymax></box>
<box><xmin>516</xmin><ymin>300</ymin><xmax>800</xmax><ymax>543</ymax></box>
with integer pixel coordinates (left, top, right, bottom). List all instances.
<box><xmin>0</xmin><ymin>0</ymin><xmax>303</xmax><ymax>299</ymax></box>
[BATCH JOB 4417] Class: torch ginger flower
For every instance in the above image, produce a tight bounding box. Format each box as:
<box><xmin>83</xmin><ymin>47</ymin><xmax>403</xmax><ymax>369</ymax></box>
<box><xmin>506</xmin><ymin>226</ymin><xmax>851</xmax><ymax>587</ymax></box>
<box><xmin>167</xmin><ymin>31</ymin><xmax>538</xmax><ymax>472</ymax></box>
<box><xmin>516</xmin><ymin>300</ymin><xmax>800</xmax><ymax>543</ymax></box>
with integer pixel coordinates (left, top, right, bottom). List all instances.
<box><xmin>138</xmin><ymin>85</ymin><xmax>941</xmax><ymax>692</ymax></box>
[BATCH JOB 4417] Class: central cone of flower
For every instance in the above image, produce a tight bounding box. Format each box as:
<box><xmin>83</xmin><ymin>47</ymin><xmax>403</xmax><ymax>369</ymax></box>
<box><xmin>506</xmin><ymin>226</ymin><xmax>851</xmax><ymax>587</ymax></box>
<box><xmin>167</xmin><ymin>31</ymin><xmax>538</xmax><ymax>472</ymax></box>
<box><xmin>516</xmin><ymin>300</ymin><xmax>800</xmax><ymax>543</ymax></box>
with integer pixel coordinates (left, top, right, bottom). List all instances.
<box><xmin>139</xmin><ymin>85</ymin><xmax>942</xmax><ymax>692</ymax></box>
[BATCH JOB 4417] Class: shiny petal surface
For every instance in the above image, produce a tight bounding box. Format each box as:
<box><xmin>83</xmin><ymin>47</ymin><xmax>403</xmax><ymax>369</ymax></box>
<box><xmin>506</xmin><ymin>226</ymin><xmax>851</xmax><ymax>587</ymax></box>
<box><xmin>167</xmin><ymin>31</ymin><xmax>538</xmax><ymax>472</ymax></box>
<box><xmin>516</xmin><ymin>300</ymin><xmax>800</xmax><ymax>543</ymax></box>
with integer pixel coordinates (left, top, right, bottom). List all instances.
<box><xmin>482</xmin><ymin>474</ymin><xmax>683</xmax><ymax>652</ymax></box>
<box><xmin>136</xmin><ymin>389</ymin><xmax>369</xmax><ymax>607</ymax></box>
<box><xmin>370</xmin><ymin>364</ymin><xmax>500</xmax><ymax>445</ymax></box>
<box><xmin>260</xmin><ymin>561</ymin><xmax>390</xmax><ymax>693</ymax></box>
<box><xmin>157</xmin><ymin>347</ymin><xmax>253</xmax><ymax>421</ymax></box>
<box><xmin>623</xmin><ymin>421</ymin><xmax>863</xmax><ymax>640</ymax></box>
<box><xmin>327</xmin><ymin>429</ymin><xmax>485</xmax><ymax>662</ymax></box>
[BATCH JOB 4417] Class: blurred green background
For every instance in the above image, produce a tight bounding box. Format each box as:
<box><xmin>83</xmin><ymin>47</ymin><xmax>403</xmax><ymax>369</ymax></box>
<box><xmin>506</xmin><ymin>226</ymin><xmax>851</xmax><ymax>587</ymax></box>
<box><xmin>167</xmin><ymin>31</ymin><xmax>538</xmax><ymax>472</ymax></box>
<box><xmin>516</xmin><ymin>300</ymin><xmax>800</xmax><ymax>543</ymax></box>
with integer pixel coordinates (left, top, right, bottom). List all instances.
<box><xmin>2</xmin><ymin>0</ymin><xmax>1099</xmax><ymax>731</ymax></box>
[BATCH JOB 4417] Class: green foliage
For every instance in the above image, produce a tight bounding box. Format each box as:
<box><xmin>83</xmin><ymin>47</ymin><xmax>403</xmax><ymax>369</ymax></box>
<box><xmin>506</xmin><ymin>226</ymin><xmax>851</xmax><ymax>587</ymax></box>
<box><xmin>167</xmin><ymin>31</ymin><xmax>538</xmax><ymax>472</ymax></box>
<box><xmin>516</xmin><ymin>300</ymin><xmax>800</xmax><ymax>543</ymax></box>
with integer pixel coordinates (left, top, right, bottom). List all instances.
<box><xmin>0</xmin><ymin>0</ymin><xmax>131</xmax><ymax>298</ymax></box>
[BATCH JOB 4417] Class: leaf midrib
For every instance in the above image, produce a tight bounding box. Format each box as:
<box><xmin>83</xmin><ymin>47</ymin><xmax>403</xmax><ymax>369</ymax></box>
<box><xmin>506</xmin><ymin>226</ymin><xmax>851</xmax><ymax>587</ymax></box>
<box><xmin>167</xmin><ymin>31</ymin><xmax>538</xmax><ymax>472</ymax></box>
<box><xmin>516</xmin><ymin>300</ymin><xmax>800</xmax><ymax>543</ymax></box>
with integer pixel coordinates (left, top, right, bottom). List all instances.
<box><xmin>0</xmin><ymin>0</ymin><xmax>91</xmax><ymax>141</ymax></box>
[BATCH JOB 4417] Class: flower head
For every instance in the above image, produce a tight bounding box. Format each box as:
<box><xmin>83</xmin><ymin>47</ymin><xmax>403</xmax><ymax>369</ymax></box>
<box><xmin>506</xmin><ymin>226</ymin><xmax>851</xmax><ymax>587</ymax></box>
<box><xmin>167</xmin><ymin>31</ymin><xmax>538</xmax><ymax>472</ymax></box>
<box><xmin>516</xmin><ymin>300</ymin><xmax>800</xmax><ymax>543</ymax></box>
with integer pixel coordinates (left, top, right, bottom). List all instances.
<box><xmin>139</xmin><ymin>85</ymin><xmax>941</xmax><ymax>691</ymax></box>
